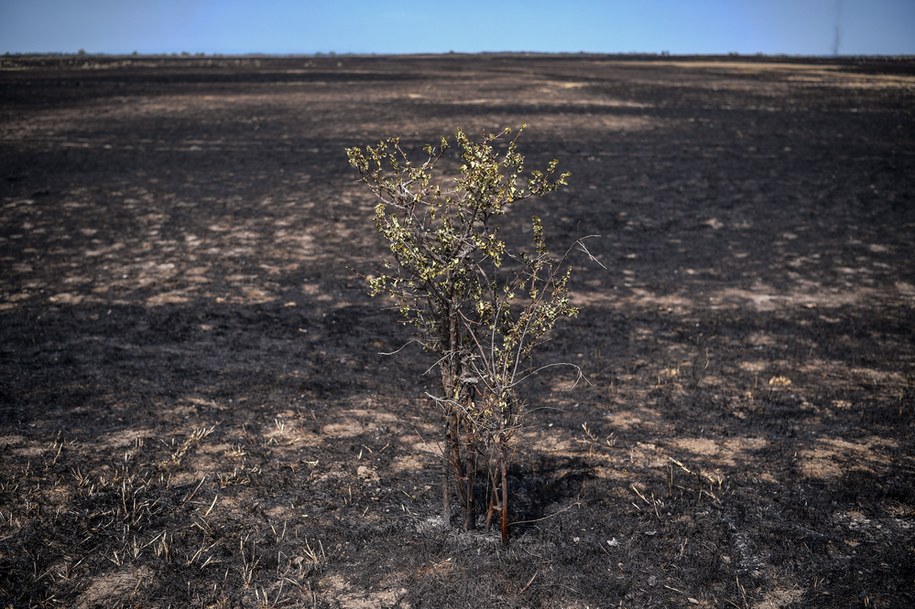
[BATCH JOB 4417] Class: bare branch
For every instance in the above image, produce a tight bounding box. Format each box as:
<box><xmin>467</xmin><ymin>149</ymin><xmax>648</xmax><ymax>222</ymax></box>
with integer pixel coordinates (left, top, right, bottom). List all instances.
<box><xmin>573</xmin><ymin>234</ymin><xmax>607</xmax><ymax>270</ymax></box>
<box><xmin>378</xmin><ymin>340</ymin><xmax>421</xmax><ymax>356</ymax></box>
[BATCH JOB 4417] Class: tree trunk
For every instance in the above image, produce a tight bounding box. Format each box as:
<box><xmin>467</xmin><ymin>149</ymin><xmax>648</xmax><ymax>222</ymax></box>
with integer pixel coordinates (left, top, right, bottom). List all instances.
<box><xmin>444</xmin><ymin>292</ymin><xmax>480</xmax><ymax>530</ymax></box>
<box><xmin>441</xmin><ymin>415</ymin><xmax>452</xmax><ymax>527</ymax></box>
<box><xmin>500</xmin><ymin>445</ymin><xmax>509</xmax><ymax>544</ymax></box>
<box><xmin>462</xmin><ymin>439</ymin><xmax>477</xmax><ymax>530</ymax></box>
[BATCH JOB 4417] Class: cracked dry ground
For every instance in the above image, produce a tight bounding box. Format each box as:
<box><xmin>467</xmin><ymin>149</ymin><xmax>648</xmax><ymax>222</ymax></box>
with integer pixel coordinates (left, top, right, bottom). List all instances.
<box><xmin>1</xmin><ymin>55</ymin><xmax>914</xmax><ymax>608</ymax></box>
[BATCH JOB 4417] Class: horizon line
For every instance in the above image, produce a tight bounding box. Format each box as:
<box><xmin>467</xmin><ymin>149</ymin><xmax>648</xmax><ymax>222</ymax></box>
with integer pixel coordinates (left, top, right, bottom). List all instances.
<box><xmin>4</xmin><ymin>50</ymin><xmax>915</xmax><ymax>60</ymax></box>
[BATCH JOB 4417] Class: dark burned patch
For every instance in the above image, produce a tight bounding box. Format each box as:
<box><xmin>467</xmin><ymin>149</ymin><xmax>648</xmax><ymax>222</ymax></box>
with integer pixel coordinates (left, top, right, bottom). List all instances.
<box><xmin>1</xmin><ymin>55</ymin><xmax>914</xmax><ymax>608</ymax></box>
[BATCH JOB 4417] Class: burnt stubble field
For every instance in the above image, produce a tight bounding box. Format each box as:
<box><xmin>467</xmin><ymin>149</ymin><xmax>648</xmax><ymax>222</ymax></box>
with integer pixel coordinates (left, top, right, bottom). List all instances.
<box><xmin>1</xmin><ymin>54</ymin><xmax>914</xmax><ymax>608</ymax></box>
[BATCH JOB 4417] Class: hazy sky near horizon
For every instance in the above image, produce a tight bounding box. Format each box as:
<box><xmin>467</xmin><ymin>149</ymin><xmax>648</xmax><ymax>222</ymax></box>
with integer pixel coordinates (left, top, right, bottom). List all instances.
<box><xmin>1</xmin><ymin>0</ymin><xmax>913</xmax><ymax>56</ymax></box>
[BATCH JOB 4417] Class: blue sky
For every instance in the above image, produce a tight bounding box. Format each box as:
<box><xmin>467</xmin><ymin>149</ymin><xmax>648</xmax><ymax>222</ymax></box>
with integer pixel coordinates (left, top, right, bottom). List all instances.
<box><xmin>1</xmin><ymin>0</ymin><xmax>913</xmax><ymax>56</ymax></box>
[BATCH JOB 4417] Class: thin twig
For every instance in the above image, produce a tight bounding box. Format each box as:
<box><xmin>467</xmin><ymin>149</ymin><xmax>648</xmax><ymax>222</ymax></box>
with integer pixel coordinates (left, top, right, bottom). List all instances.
<box><xmin>573</xmin><ymin>235</ymin><xmax>607</xmax><ymax>270</ymax></box>
<box><xmin>508</xmin><ymin>497</ymin><xmax>582</xmax><ymax>527</ymax></box>
<box><xmin>520</xmin><ymin>569</ymin><xmax>539</xmax><ymax>594</ymax></box>
<box><xmin>378</xmin><ymin>340</ymin><xmax>420</xmax><ymax>356</ymax></box>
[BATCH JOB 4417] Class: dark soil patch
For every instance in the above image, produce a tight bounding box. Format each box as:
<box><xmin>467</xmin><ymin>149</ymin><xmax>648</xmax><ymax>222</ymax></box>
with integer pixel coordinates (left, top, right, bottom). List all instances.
<box><xmin>1</xmin><ymin>54</ymin><xmax>914</xmax><ymax>608</ymax></box>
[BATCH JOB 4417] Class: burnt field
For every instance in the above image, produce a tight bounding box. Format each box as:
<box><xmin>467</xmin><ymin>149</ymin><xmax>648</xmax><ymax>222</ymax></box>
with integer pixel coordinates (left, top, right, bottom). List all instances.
<box><xmin>1</xmin><ymin>54</ymin><xmax>914</xmax><ymax>608</ymax></box>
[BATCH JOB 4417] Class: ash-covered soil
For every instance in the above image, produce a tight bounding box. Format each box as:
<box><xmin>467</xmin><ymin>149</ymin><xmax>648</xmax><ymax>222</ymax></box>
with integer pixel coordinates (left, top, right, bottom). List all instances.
<box><xmin>1</xmin><ymin>54</ymin><xmax>914</xmax><ymax>608</ymax></box>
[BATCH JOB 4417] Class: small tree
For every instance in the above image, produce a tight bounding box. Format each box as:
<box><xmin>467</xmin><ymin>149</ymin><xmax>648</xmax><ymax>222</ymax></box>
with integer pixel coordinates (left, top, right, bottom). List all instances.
<box><xmin>346</xmin><ymin>126</ymin><xmax>581</xmax><ymax>543</ymax></box>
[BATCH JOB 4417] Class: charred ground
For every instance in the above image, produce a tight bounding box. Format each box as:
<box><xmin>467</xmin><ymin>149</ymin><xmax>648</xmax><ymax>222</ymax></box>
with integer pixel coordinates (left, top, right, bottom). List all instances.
<box><xmin>1</xmin><ymin>54</ymin><xmax>914</xmax><ymax>608</ymax></box>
